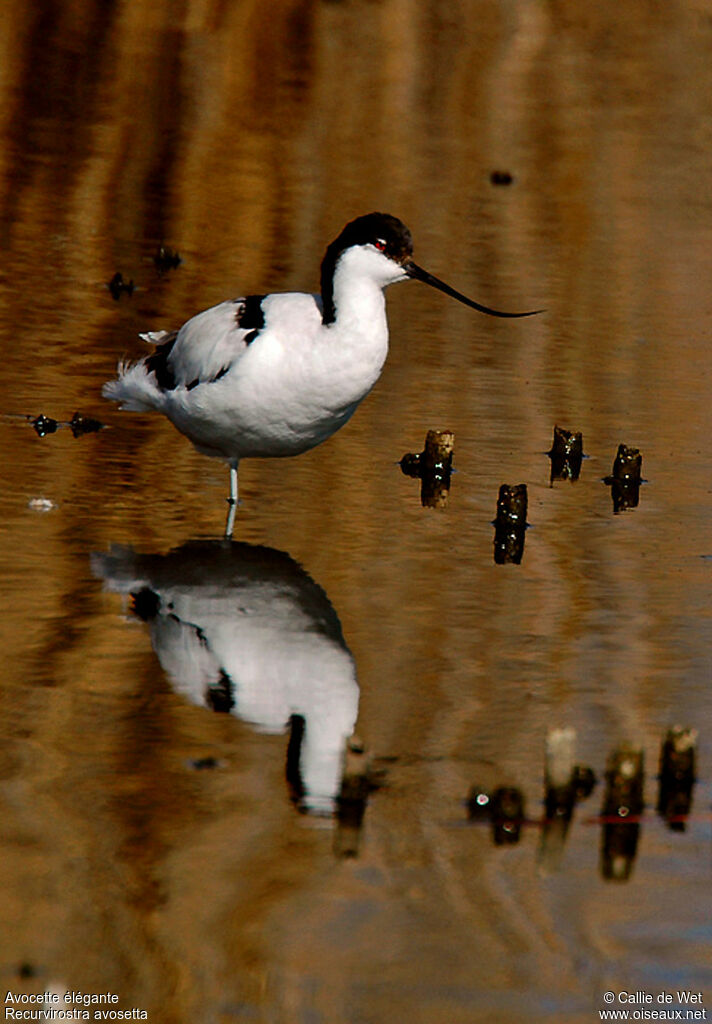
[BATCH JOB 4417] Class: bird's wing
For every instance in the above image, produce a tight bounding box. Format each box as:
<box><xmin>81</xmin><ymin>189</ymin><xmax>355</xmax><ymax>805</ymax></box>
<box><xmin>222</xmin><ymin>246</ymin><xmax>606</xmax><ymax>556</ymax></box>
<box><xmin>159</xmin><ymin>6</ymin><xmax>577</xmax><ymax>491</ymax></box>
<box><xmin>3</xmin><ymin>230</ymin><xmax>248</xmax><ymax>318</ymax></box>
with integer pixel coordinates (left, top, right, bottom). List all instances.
<box><xmin>142</xmin><ymin>298</ymin><xmax>265</xmax><ymax>392</ymax></box>
<box><xmin>141</xmin><ymin>293</ymin><xmax>323</xmax><ymax>393</ymax></box>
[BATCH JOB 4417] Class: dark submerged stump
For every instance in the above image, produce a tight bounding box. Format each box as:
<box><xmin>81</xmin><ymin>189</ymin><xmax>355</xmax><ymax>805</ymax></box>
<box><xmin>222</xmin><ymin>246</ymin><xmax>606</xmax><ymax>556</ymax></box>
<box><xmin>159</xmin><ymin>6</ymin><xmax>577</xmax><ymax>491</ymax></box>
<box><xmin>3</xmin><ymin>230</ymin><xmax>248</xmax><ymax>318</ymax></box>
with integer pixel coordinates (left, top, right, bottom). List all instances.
<box><xmin>399</xmin><ymin>429</ymin><xmax>454</xmax><ymax>507</ymax></box>
<box><xmin>547</xmin><ymin>425</ymin><xmax>583</xmax><ymax>483</ymax></box>
<box><xmin>604</xmin><ymin>444</ymin><xmax>642</xmax><ymax>512</ymax></box>
<box><xmin>657</xmin><ymin>726</ymin><xmax>697</xmax><ymax>832</ymax></box>
<box><xmin>493</xmin><ymin>484</ymin><xmax>528</xmax><ymax>564</ymax></box>
<box><xmin>600</xmin><ymin>746</ymin><xmax>644</xmax><ymax>881</ymax></box>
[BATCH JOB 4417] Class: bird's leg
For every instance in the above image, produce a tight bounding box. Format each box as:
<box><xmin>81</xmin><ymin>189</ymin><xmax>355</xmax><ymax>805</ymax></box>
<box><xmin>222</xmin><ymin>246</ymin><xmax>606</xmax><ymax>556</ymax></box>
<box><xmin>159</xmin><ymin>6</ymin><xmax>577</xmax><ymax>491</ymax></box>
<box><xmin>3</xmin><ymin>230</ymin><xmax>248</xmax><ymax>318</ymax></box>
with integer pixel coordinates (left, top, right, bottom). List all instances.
<box><xmin>224</xmin><ymin>462</ymin><xmax>238</xmax><ymax>539</ymax></box>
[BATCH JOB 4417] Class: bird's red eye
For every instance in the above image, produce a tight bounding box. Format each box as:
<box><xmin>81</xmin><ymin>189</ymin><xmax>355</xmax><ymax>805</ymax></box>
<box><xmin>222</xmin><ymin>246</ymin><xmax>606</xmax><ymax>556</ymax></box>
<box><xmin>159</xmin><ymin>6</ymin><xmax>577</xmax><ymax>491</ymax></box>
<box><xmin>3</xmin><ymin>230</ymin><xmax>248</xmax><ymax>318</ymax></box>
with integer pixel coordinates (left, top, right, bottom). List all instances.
<box><xmin>374</xmin><ymin>239</ymin><xmax>387</xmax><ymax>251</ymax></box>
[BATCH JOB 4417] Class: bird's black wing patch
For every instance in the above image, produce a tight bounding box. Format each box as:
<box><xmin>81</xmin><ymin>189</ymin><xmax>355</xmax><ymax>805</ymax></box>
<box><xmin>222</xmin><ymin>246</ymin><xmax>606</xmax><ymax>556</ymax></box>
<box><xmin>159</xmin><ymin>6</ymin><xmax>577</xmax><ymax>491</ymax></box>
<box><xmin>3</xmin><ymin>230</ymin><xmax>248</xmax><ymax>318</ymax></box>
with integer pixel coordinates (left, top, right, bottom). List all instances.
<box><xmin>186</xmin><ymin>365</ymin><xmax>231</xmax><ymax>391</ymax></box>
<box><xmin>144</xmin><ymin>332</ymin><xmax>179</xmax><ymax>390</ymax></box>
<box><xmin>236</xmin><ymin>294</ymin><xmax>266</xmax><ymax>344</ymax></box>
<box><xmin>145</xmin><ymin>296</ymin><xmax>265</xmax><ymax>393</ymax></box>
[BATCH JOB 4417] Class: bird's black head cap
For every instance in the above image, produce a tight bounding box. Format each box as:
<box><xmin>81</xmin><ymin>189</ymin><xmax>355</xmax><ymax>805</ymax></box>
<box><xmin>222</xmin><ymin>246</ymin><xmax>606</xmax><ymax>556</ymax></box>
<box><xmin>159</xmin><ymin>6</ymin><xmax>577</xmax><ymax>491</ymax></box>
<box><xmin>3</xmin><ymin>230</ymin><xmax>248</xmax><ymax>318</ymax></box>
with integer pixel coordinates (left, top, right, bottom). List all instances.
<box><xmin>320</xmin><ymin>212</ymin><xmax>413</xmax><ymax>324</ymax></box>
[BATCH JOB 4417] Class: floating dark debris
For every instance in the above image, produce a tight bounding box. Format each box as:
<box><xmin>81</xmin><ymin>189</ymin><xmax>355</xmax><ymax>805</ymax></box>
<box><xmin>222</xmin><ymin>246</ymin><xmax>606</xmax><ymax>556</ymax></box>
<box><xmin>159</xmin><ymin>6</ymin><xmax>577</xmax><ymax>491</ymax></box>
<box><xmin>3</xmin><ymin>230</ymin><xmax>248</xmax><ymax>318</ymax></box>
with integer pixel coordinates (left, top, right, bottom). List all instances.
<box><xmin>399</xmin><ymin>429</ymin><xmax>454</xmax><ymax>507</ymax></box>
<box><xmin>29</xmin><ymin>411</ymin><xmax>105</xmax><ymax>439</ymax></box>
<box><xmin>188</xmin><ymin>756</ymin><xmax>222</xmax><ymax>771</ymax></box>
<box><xmin>657</xmin><ymin>726</ymin><xmax>697</xmax><ymax>832</ymax></box>
<box><xmin>493</xmin><ymin>483</ymin><xmax>528</xmax><ymax>564</ymax></box>
<box><xmin>69</xmin><ymin>411</ymin><xmax>104</xmax><ymax>437</ymax></box>
<box><xmin>604</xmin><ymin>443</ymin><xmax>642</xmax><ymax>513</ymax></box>
<box><xmin>154</xmin><ymin>244</ymin><xmax>182</xmax><ymax>274</ymax></box>
<box><xmin>30</xmin><ymin>413</ymin><xmax>58</xmax><ymax>437</ymax></box>
<box><xmin>547</xmin><ymin>424</ymin><xmax>583</xmax><ymax>483</ymax></box>
<box><xmin>600</xmin><ymin>745</ymin><xmax>644</xmax><ymax>881</ymax></box>
<box><xmin>490</xmin><ymin>170</ymin><xmax>514</xmax><ymax>186</ymax></box>
<box><xmin>108</xmin><ymin>271</ymin><xmax>134</xmax><ymax>300</ymax></box>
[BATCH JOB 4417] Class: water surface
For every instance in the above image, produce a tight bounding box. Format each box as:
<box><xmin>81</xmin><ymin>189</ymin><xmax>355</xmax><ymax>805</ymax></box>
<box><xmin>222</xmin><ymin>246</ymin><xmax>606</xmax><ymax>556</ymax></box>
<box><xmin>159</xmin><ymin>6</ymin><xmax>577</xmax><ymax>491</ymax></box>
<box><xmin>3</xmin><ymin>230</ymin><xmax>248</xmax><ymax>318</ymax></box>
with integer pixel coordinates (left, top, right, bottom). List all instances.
<box><xmin>0</xmin><ymin>3</ymin><xmax>711</xmax><ymax>1022</ymax></box>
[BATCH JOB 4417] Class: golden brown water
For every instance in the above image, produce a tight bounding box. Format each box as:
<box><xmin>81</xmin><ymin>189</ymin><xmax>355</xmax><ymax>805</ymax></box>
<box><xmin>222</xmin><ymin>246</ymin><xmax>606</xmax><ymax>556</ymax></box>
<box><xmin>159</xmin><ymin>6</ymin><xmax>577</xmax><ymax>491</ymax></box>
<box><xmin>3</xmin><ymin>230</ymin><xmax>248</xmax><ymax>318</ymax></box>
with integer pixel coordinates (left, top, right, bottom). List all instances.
<box><xmin>0</xmin><ymin>2</ymin><xmax>711</xmax><ymax>1021</ymax></box>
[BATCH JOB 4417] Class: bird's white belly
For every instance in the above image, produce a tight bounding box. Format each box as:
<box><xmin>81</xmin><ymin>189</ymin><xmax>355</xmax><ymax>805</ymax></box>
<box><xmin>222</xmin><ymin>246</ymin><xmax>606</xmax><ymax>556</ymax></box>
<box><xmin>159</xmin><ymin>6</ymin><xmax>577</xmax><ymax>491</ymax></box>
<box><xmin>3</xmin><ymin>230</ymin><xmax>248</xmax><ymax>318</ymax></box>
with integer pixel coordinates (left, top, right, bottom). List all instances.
<box><xmin>165</xmin><ymin>327</ymin><xmax>387</xmax><ymax>461</ymax></box>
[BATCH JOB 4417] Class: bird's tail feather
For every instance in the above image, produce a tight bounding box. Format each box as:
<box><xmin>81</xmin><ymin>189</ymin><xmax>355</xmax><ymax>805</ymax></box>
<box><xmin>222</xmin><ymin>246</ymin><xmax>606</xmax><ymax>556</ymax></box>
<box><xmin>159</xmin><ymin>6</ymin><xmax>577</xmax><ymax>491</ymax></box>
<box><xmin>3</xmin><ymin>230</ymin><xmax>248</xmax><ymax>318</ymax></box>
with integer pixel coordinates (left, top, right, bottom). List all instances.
<box><xmin>102</xmin><ymin>360</ymin><xmax>164</xmax><ymax>412</ymax></box>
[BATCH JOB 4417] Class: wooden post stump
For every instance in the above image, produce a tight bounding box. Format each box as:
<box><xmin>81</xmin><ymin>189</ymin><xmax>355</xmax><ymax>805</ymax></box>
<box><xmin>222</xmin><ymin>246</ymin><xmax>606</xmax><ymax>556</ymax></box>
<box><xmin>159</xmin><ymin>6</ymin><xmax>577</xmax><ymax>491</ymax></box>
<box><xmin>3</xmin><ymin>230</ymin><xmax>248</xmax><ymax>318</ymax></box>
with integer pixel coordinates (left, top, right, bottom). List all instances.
<box><xmin>538</xmin><ymin>728</ymin><xmax>596</xmax><ymax>873</ymax></box>
<box><xmin>399</xmin><ymin>430</ymin><xmax>454</xmax><ymax>507</ymax></box>
<box><xmin>547</xmin><ymin>425</ymin><xmax>583</xmax><ymax>483</ymax></box>
<box><xmin>493</xmin><ymin>484</ymin><xmax>528</xmax><ymax>564</ymax></box>
<box><xmin>604</xmin><ymin>444</ymin><xmax>642</xmax><ymax>512</ymax></box>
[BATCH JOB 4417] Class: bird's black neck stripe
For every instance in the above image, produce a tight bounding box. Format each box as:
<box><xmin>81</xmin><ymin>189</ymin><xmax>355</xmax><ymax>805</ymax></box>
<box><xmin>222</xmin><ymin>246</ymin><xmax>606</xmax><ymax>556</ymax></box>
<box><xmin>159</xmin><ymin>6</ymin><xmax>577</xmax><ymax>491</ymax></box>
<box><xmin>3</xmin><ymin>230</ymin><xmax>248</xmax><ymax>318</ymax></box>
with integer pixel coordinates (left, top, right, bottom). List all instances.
<box><xmin>320</xmin><ymin>256</ymin><xmax>338</xmax><ymax>326</ymax></box>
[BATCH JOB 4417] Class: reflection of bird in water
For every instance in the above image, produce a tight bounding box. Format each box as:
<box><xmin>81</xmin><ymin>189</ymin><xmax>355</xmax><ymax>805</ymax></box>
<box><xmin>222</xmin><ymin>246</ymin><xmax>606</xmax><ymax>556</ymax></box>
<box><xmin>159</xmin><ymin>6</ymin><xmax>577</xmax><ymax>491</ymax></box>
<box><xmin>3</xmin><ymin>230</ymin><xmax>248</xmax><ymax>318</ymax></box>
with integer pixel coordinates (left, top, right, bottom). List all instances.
<box><xmin>92</xmin><ymin>541</ymin><xmax>359</xmax><ymax>814</ymax></box>
<box><xmin>102</xmin><ymin>212</ymin><xmax>540</xmax><ymax>535</ymax></box>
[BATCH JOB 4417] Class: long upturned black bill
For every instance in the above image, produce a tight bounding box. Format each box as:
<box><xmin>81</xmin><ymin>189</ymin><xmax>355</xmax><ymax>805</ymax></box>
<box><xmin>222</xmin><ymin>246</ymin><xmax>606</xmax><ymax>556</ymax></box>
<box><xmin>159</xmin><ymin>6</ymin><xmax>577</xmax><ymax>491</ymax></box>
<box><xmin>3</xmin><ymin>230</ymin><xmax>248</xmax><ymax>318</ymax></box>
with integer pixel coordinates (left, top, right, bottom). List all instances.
<box><xmin>405</xmin><ymin>261</ymin><xmax>543</xmax><ymax>318</ymax></box>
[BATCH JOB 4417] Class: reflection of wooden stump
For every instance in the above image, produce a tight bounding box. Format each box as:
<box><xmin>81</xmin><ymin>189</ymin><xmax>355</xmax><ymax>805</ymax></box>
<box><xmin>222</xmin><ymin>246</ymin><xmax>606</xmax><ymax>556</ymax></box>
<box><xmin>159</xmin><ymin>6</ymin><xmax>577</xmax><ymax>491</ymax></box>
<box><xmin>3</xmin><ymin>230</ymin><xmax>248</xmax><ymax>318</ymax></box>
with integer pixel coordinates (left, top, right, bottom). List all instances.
<box><xmin>539</xmin><ymin>728</ymin><xmax>577</xmax><ymax>873</ymax></box>
<box><xmin>547</xmin><ymin>425</ymin><xmax>583</xmax><ymax>483</ymax></box>
<box><xmin>657</xmin><ymin>726</ymin><xmax>697</xmax><ymax>831</ymax></box>
<box><xmin>334</xmin><ymin>737</ymin><xmax>371</xmax><ymax>858</ymax></box>
<box><xmin>604</xmin><ymin>444</ymin><xmax>642</xmax><ymax>513</ymax></box>
<box><xmin>493</xmin><ymin>484</ymin><xmax>528</xmax><ymax>564</ymax></box>
<box><xmin>601</xmin><ymin>746</ymin><xmax>644</xmax><ymax>881</ymax></box>
<box><xmin>490</xmin><ymin>786</ymin><xmax>525</xmax><ymax>845</ymax></box>
<box><xmin>399</xmin><ymin>430</ymin><xmax>454</xmax><ymax>507</ymax></box>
